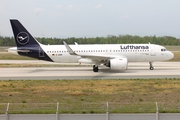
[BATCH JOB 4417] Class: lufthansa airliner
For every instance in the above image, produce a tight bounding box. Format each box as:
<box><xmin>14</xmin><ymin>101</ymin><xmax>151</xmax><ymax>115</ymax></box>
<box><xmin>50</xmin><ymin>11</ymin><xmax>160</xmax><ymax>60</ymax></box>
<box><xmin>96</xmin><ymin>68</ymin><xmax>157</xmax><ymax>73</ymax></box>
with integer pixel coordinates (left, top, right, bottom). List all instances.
<box><xmin>8</xmin><ymin>19</ymin><xmax>174</xmax><ymax>72</ymax></box>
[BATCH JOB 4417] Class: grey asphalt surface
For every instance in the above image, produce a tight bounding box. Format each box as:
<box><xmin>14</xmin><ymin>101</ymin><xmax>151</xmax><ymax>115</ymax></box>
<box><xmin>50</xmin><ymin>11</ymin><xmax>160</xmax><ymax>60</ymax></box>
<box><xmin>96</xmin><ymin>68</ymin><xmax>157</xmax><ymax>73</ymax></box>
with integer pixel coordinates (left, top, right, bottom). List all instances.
<box><xmin>0</xmin><ymin>60</ymin><xmax>180</xmax><ymax>80</ymax></box>
<box><xmin>1</xmin><ymin>113</ymin><xmax>180</xmax><ymax>120</ymax></box>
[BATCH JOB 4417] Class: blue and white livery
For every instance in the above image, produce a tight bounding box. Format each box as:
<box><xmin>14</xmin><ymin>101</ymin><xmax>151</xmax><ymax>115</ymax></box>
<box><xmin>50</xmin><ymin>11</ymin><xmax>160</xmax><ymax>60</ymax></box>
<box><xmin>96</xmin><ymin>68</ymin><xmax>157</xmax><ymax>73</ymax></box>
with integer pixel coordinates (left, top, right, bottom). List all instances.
<box><xmin>8</xmin><ymin>19</ymin><xmax>174</xmax><ymax>72</ymax></box>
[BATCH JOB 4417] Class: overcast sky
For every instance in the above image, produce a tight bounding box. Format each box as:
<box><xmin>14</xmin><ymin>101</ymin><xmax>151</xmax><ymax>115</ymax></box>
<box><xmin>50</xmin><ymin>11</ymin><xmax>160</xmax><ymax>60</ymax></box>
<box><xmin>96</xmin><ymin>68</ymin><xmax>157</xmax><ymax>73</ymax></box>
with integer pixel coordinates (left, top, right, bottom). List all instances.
<box><xmin>1</xmin><ymin>0</ymin><xmax>180</xmax><ymax>38</ymax></box>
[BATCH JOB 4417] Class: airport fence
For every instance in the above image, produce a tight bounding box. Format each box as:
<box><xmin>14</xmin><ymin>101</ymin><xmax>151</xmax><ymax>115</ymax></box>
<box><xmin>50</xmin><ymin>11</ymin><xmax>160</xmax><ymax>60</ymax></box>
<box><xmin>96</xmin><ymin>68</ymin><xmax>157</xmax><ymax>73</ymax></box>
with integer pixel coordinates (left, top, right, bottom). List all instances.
<box><xmin>0</xmin><ymin>102</ymin><xmax>180</xmax><ymax>120</ymax></box>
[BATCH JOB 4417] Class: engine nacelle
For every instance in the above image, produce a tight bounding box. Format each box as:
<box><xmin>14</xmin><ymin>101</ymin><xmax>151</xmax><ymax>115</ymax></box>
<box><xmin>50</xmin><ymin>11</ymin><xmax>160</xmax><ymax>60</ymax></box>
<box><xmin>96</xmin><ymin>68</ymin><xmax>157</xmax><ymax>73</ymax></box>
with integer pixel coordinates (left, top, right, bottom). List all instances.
<box><xmin>109</xmin><ymin>58</ymin><xmax>128</xmax><ymax>70</ymax></box>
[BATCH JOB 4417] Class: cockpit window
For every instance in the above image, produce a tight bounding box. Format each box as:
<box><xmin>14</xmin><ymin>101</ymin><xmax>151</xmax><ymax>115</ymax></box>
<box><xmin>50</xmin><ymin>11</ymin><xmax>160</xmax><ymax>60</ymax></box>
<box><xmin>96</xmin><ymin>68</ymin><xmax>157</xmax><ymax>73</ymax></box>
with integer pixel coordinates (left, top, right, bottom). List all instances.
<box><xmin>161</xmin><ymin>49</ymin><xmax>166</xmax><ymax>51</ymax></box>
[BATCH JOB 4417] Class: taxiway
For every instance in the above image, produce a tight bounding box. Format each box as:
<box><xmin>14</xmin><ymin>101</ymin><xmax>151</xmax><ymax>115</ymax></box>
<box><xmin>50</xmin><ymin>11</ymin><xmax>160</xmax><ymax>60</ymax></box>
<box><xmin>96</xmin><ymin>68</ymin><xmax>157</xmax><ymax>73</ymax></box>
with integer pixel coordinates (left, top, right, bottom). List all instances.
<box><xmin>0</xmin><ymin>60</ymin><xmax>180</xmax><ymax>80</ymax></box>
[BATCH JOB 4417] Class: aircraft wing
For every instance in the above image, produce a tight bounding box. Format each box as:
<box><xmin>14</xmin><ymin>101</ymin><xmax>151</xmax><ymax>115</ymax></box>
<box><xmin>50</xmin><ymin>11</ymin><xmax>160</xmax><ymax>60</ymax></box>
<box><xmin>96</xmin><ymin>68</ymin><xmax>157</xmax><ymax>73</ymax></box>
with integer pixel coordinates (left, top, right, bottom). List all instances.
<box><xmin>63</xmin><ymin>41</ymin><xmax>126</xmax><ymax>63</ymax></box>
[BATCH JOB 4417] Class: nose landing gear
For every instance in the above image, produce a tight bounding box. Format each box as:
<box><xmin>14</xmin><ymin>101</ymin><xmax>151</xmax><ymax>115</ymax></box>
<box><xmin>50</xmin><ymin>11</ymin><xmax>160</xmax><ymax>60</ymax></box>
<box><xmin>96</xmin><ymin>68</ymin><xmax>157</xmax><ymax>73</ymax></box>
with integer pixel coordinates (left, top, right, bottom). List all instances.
<box><xmin>149</xmin><ymin>62</ymin><xmax>154</xmax><ymax>70</ymax></box>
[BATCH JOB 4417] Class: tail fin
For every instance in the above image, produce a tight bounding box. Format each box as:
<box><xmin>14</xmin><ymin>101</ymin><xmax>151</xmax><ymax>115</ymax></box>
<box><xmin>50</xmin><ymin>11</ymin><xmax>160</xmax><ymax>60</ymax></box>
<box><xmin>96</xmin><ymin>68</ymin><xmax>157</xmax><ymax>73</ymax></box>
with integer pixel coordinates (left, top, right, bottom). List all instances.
<box><xmin>10</xmin><ymin>19</ymin><xmax>53</xmax><ymax>62</ymax></box>
<box><xmin>10</xmin><ymin>19</ymin><xmax>39</xmax><ymax>48</ymax></box>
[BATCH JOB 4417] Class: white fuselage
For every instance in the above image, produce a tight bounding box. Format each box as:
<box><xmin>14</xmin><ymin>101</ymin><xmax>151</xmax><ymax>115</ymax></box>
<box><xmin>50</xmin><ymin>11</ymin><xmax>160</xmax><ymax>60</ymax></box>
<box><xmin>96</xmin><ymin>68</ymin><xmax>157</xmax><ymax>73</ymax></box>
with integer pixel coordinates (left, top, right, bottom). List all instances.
<box><xmin>37</xmin><ymin>44</ymin><xmax>173</xmax><ymax>63</ymax></box>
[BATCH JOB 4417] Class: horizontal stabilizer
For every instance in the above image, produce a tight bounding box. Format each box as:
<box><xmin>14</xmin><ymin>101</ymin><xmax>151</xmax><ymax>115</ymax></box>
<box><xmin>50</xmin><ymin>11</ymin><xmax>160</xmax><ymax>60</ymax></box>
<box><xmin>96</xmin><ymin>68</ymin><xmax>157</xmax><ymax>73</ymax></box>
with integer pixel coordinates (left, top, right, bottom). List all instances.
<box><xmin>8</xmin><ymin>47</ymin><xmax>30</xmax><ymax>53</ymax></box>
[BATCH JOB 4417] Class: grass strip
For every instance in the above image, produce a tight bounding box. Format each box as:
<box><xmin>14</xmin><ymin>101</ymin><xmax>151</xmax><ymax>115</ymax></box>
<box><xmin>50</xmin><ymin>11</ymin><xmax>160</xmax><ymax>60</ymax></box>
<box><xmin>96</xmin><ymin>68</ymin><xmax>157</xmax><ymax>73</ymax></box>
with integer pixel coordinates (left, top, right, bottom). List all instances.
<box><xmin>0</xmin><ymin>79</ymin><xmax>180</xmax><ymax>114</ymax></box>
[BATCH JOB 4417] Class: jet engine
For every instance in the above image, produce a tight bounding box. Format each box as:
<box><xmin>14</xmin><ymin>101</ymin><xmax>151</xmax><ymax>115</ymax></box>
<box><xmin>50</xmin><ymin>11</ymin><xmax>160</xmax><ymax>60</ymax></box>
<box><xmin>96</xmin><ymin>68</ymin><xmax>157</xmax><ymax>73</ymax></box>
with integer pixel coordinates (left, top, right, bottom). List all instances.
<box><xmin>105</xmin><ymin>58</ymin><xmax>128</xmax><ymax>70</ymax></box>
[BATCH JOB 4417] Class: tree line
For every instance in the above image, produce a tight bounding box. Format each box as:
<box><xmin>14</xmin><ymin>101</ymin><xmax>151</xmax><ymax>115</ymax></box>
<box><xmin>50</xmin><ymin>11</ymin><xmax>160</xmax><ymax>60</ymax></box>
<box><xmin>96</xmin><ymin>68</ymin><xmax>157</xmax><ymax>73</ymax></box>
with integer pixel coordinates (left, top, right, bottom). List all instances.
<box><xmin>0</xmin><ymin>35</ymin><xmax>180</xmax><ymax>46</ymax></box>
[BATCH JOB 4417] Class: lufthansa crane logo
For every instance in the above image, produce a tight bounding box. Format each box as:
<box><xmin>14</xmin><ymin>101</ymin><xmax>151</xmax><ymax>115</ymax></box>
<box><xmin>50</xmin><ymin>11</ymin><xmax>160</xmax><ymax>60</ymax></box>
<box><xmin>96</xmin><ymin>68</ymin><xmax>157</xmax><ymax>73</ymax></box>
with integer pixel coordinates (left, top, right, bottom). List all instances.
<box><xmin>16</xmin><ymin>32</ymin><xmax>29</xmax><ymax>45</ymax></box>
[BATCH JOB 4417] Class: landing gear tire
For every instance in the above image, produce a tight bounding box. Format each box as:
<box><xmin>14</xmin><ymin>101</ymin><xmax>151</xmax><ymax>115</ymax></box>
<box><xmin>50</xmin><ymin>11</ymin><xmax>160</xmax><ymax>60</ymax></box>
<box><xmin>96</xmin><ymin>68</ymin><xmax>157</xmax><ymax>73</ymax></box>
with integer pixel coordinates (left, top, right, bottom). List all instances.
<box><xmin>149</xmin><ymin>62</ymin><xmax>154</xmax><ymax>70</ymax></box>
<box><xmin>150</xmin><ymin>66</ymin><xmax>154</xmax><ymax>70</ymax></box>
<box><xmin>93</xmin><ymin>65</ymin><xmax>99</xmax><ymax>72</ymax></box>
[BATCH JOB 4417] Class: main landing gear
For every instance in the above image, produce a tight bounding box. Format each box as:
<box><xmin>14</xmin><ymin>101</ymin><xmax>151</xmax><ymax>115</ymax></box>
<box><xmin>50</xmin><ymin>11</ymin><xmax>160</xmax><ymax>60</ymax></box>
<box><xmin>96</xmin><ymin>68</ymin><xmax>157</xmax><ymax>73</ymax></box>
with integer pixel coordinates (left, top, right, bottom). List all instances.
<box><xmin>149</xmin><ymin>62</ymin><xmax>154</xmax><ymax>70</ymax></box>
<box><xmin>93</xmin><ymin>65</ymin><xmax>99</xmax><ymax>72</ymax></box>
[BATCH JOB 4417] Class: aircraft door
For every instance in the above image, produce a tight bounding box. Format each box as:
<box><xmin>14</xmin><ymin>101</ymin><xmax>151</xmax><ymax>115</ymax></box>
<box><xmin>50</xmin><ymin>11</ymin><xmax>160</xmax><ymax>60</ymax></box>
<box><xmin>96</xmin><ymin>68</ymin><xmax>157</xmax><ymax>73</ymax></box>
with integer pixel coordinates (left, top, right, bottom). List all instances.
<box><xmin>39</xmin><ymin>47</ymin><xmax>44</xmax><ymax>57</ymax></box>
<box><xmin>150</xmin><ymin>45</ymin><xmax>156</xmax><ymax>56</ymax></box>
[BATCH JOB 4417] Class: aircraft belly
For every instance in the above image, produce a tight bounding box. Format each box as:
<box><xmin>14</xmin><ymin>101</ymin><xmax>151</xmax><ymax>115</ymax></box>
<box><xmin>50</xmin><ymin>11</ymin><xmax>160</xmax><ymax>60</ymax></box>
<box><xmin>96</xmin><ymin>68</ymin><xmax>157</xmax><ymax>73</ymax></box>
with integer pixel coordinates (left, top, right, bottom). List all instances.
<box><xmin>125</xmin><ymin>53</ymin><xmax>137</xmax><ymax>62</ymax></box>
<box><xmin>51</xmin><ymin>55</ymin><xmax>78</xmax><ymax>63</ymax></box>
<box><xmin>128</xmin><ymin>53</ymin><xmax>151</xmax><ymax>62</ymax></box>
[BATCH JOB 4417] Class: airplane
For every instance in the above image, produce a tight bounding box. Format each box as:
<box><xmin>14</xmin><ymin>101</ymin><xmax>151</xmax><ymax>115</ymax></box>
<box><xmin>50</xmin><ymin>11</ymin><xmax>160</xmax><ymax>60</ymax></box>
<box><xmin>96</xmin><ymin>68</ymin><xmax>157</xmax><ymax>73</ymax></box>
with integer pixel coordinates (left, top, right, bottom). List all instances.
<box><xmin>8</xmin><ymin>19</ymin><xmax>174</xmax><ymax>72</ymax></box>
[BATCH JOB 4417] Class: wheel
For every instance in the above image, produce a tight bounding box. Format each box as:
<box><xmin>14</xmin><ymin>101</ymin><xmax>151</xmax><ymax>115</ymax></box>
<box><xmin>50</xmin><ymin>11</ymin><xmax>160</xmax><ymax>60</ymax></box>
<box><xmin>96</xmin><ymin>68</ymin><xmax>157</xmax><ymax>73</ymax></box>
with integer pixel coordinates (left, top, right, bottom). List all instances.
<box><xmin>150</xmin><ymin>66</ymin><xmax>154</xmax><ymax>70</ymax></box>
<box><xmin>149</xmin><ymin>62</ymin><xmax>154</xmax><ymax>70</ymax></box>
<box><xmin>93</xmin><ymin>66</ymin><xmax>99</xmax><ymax>72</ymax></box>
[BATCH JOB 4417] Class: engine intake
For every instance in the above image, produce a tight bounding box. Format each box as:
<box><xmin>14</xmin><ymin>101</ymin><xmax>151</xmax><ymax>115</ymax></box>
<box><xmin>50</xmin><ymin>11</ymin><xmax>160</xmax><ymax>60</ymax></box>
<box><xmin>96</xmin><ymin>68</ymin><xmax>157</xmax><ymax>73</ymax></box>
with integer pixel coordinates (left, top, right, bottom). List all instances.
<box><xmin>108</xmin><ymin>58</ymin><xmax>128</xmax><ymax>70</ymax></box>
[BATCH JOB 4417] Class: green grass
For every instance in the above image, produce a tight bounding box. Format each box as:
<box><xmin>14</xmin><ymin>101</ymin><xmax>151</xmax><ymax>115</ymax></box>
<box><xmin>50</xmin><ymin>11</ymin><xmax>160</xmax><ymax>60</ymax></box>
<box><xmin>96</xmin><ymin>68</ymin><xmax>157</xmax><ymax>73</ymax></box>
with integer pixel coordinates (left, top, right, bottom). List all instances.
<box><xmin>1</xmin><ymin>79</ymin><xmax>180</xmax><ymax>114</ymax></box>
<box><xmin>165</xmin><ymin>46</ymin><xmax>180</xmax><ymax>51</ymax></box>
<box><xmin>0</xmin><ymin>52</ymin><xmax>35</xmax><ymax>60</ymax></box>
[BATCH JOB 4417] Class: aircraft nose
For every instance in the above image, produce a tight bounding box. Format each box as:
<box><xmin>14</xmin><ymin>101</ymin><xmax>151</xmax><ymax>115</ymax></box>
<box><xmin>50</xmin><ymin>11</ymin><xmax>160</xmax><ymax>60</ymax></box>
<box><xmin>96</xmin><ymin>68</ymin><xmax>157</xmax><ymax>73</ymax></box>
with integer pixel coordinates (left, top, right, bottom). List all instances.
<box><xmin>168</xmin><ymin>51</ymin><xmax>174</xmax><ymax>60</ymax></box>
